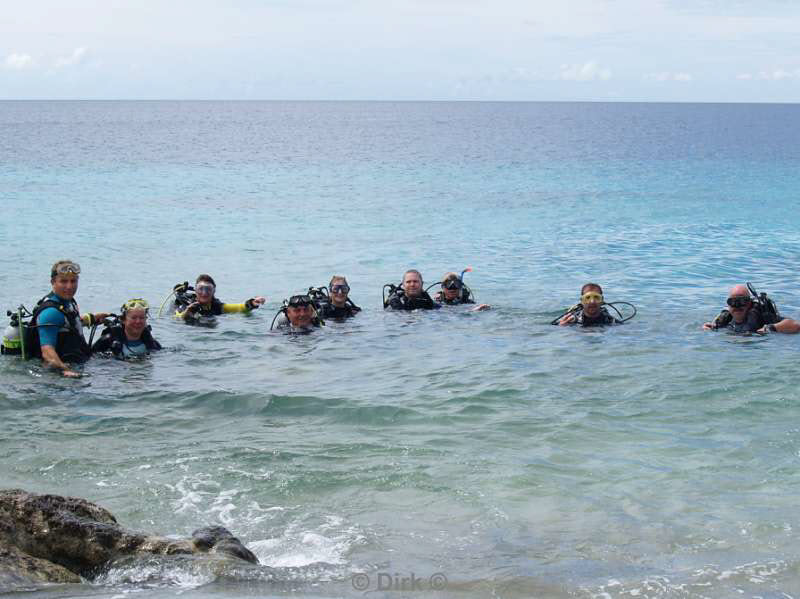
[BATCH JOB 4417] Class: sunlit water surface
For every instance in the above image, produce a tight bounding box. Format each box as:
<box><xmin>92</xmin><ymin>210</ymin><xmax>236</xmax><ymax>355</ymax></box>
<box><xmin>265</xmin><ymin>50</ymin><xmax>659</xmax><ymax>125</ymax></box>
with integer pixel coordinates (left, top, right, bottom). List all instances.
<box><xmin>2</xmin><ymin>101</ymin><xmax>800</xmax><ymax>598</ymax></box>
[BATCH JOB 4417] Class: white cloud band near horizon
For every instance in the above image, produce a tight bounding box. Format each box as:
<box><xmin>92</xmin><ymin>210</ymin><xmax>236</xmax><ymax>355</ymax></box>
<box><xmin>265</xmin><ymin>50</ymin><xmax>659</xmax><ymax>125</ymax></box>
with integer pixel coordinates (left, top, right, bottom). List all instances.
<box><xmin>1</xmin><ymin>0</ymin><xmax>799</xmax><ymax>101</ymax></box>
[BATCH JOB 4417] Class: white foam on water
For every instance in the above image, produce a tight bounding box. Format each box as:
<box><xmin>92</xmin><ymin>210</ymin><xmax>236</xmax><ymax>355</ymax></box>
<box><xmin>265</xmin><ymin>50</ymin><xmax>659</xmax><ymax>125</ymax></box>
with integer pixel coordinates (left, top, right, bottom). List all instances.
<box><xmin>250</xmin><ymin>514</ymin><xmax>365</xmax><ymax>570</ymax></box>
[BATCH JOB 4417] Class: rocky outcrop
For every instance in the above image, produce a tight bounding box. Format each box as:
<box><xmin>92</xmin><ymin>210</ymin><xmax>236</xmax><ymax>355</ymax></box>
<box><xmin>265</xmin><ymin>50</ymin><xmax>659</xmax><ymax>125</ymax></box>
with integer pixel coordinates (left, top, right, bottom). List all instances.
<box><xmin>0</xmin><ymin>489</ymin><xmax>258</xmax><ymax>587</ymax></box>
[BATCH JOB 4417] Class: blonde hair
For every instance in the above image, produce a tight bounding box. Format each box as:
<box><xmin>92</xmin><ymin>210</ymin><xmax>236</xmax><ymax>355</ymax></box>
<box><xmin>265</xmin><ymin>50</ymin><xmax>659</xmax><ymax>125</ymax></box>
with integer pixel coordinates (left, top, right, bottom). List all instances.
<box><xmin>441</xmin><ymin>272</ymin><xmax>459</xmax><ymax>283</ymax></box>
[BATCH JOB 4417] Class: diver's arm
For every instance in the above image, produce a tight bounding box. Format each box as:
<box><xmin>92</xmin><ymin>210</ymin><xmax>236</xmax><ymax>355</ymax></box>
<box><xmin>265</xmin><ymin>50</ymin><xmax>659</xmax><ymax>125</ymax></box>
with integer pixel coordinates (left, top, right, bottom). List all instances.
<box><xmin>221</xmin><ymin>303</ymin><xmax>247</xmax><ymax>314</ymax></box>
<box><xmin>228</xmin><ymin>296</ymin><xmax>266</xmax><ymax>312</ymax></box>
<box><xmin>176</xmin><ymin>302</ymin><xmax>200</xmax><ymax>320</ymax></box>
<box><xmin>703</xmin><ymin>309</ymin><xmax>731</xmax><ymax>331</ymax></box>
<box><xmin>80</xmin><ymin>312</ymin><xmax>110</xmax><ymax>326</ymax></box>
<box><xmin>471</xmin><ymin>303</ymin><xmax>491</xmax><ymax>311</ymax></box>
<box><xmin>559</xmin><ymin>313</ymin><xmax>577</xmax><ymax>326</ymax></box>
<box><xmin>41</xmin><ymin>345</ymin><xmax>80</xmax><ymax>378</ymax></box>
<box><xmin>759</xmin><ymin>318</ymin><xmax>800</xmax><ymax>334</ymax></box>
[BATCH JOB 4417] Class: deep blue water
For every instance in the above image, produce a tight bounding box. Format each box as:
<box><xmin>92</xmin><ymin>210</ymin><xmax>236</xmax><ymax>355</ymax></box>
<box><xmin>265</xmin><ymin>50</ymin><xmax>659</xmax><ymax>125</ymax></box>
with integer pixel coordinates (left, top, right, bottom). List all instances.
<box><xmin>2</xmin><ymin>101</ymin><xmax>800</xmax><ymax>598</ymax></box>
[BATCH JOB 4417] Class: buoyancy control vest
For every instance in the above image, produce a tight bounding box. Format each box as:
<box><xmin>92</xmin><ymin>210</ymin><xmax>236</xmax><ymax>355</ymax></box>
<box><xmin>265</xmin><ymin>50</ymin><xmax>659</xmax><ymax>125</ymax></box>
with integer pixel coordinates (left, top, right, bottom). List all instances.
<box><xmin>713</xmin><ymin>305</ymin><xmax>780</xmax><ymax>334</ymax></box>
<box><xmin>575</xmin><ymin>306</ymin><xmax>618</xmax><ymax>327</ymax></box>
<box><xmin>92</xmin><ymin>323</ymin><xmax>162</xmax><ymax>358</ymax></box>
<box><xmin>385</xmin><ymin>289</ymin><xmax>439</xmax><ymax>311</ymax></box>
<box><xmin>26</xmin><ymin>294</ymin><xmax>91</xmax><ymax>363</ymax></box>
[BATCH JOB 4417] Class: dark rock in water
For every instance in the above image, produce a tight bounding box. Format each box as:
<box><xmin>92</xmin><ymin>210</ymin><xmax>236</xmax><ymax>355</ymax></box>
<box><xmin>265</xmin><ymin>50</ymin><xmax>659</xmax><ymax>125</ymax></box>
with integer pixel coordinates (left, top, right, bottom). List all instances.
<box><xmin>0</xmin><ymin>489</ymin><xmax>258</xmax><ymax>588</ymax></box>
<box><xmin>0</xmin><ymin>543</ymin><xmax>81</xmax><ymax>586</ymax></box>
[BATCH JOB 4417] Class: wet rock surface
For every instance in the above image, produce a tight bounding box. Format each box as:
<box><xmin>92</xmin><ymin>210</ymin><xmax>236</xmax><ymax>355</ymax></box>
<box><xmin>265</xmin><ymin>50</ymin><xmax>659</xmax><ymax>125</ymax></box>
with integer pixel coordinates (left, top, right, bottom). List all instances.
<box><xmin>0</xmin><ymin>489</ymin><xmax>258</xmax><ymax>588</ymax></box>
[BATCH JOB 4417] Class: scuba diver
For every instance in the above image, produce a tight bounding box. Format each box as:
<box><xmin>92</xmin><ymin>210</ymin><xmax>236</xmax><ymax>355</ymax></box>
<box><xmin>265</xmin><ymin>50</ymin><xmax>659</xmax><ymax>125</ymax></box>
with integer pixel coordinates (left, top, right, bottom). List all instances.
<box><xmin>270</xmin><ymin>294</ymin><xmax>324</xmax><ymax>333</ymax></box>
<box><xmin>702</xmin><ymin>283</ymin><xmax>798</xmax><ymax>334</ymax></box>
<box><xmin>553</xmin><ymin>283</ymin><xmax>635</xmax><ymax>327</ymax></box>
<box><xmin>91</xmin><ymin>299</ymin><xmax>162</xmax><ymax>359</ymax></box>
<box><xmin>383</xmin><ymin>270</ymin><xmax>440</xmax><ymax>311</ymax></box>
<box><xmin>23</xmin><ymin>260</ymin><xmax>110</xmax><ymax>377</ymax></box>
<box><xmin>169</xmin><ymin>274</ymin><xmax>265</xmax><ymax>323</ymax></box>
<box><xmin>308</xmin><ymin>276</ymin><xmax>362</xmax><ymax>319</ymax></box>
<box><xmin>430</xmin><ymin>269</ymin><xmax>490</xmax><ymax>311</ymax></box>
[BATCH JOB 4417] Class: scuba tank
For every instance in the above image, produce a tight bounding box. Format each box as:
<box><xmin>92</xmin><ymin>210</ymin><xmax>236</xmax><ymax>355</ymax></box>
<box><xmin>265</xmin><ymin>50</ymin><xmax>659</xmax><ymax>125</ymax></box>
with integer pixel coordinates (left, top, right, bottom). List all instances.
<box><xmin>2</xmin><ymin>307</ymin><xmax>31</xmax><ymax>358</ymax></box>
<box><xmin>2</xmin><ymin>312</ymin><xmax>22</xmax><ymax>356</ymax></box>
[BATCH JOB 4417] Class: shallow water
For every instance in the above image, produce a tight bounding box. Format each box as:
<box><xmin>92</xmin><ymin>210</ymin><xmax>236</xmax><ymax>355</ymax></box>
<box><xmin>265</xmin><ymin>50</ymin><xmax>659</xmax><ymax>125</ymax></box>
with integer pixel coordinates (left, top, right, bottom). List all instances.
<box><xmin>2</xmin><ymin>101</ymin><xmax>800</xmax><ymax>598</ymax></box>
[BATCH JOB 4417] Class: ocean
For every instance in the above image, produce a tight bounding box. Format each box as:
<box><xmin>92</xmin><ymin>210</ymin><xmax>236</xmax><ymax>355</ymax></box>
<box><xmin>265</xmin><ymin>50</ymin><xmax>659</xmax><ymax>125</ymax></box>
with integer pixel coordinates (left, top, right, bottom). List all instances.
<box><xmin>2</xmin><ymin>100</ymin><xmax>800</xmax><ymax>598</ymax></box>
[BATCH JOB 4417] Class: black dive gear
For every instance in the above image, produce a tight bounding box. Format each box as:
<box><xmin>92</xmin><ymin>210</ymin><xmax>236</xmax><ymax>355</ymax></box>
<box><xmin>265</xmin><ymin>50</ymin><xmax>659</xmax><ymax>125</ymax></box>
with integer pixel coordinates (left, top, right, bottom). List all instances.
<box><xmin>307</xmin><ymin>286</ymin><xmax>361</xmax><ymax>319</ymax></box>
<box><xmin>25</xmin><ymin>295</ymin><xmax>91</xmax><ymax>363</ymax></box>
<box><xmin>383</xmin><ymin>283</ymin><xmax>440</xmax><ymax>311</ymax></box>
<box><xmin>550</xmin><ymin>301</ymin><xmax>636</xmax><ymax>326</ymax></box>
<box><xmin>426</xmin><ymin>281</ymin><xmax>475</xmax><ymax>305</ymax></box>
<box><xmin>91</xmin><ymin>315</ymin><xmax>162</xmax><ymax>358</ymax></box>
<box><xmin>711</xmin><ymin>282</ymin><xmax>780</xmax><ymax>334</ymax></box>
<box><xmin>173</xmin><ymin>282</ymin><xmax>225</xmax><ymax>317</ymax></box>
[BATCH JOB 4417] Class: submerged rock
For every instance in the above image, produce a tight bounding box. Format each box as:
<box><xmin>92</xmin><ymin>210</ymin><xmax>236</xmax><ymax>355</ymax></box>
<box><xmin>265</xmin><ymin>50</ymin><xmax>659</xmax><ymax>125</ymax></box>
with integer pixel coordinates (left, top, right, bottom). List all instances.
<box><xmin>0</xmin><ymin>489</ymin><xmax>258</xmax><ymax>588</ymax></box>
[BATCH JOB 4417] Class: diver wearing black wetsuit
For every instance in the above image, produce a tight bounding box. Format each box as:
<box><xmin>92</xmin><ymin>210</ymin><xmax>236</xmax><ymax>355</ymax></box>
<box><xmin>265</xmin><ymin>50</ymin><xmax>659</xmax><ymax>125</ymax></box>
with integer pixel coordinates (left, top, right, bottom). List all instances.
<box><xmin>574</xmin><ymin>307</ymin><xmax>619</xmax><ymax>327</ymax></box>
<box><xmin>705</xmin><ymin>284</ymin><xmax>781</xmax><ymax>334</ymax></box>
<box><xmin>385</xmin><ymin>269</ymin><xmax>440</xmax><ymax>311</ymax></box>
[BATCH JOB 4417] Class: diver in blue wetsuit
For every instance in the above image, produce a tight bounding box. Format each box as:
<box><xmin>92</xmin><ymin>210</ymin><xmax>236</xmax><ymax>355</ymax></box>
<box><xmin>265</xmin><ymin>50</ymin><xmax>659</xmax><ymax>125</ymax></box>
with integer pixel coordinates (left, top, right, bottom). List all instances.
<box><xmin>27</xmin><ymin>260</ymin><xmax>110</xmax><ymax>377</ymax></box>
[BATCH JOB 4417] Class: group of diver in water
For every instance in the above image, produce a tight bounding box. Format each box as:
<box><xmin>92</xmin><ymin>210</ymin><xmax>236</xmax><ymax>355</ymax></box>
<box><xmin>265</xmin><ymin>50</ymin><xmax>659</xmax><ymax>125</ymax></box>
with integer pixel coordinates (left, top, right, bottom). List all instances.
<box><xmin>3</xmin><ymin>260</ymin><xmax>799</xmax><ymax>378</ymax></box>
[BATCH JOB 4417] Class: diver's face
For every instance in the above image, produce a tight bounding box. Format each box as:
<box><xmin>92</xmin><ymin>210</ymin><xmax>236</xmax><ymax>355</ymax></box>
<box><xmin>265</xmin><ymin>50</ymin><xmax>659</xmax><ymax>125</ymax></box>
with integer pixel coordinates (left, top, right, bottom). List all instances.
<box><xmin>403</xmin><ymin>273</ymin><xmax>422</xmax><ymax>297</ymax></box>
<box><xmin>581</xmin><ymin>290</ymin><xmax>603</xmax><ymax>317</ymax></box>
<box><xmin>727</xmin><ymin>296</ymin><xmax>752</xmax><ymax>324</ymax></box>
<box><xmin>196</xmin><ymin>282</ymin><xmax>215</xmax><ymax>305</ymax></box>
<box><xmin>123</xmin><ymin>309</ymin><xmax>147</xmax><ymax>339</ymax></box>
<box><xmin>287</xmin><ymin>304</ymin><xmax>313</xmax><ymax>327</ymax></box>
<box><xmin>52</xmin><ymin>275</ymin><xmax>79</xmax><ymax>300</ymax></box>
<box><xmin>329</xmin><ymin>281</ymin><xmax>349</xmax><ymax>307</ymax></box>
<box><xmin>443</xmin><ymin>286</ymin><xmax>460</xmax><ymax>301</ymax></box>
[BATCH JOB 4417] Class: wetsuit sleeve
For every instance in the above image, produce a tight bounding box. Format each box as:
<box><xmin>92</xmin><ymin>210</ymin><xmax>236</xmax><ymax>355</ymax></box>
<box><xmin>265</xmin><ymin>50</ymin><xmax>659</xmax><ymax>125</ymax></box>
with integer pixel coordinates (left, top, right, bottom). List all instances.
<box><xmin>221</xmin><ymin>303</ymin><xmax>248</xmax><ymax>314</ymax></box>
<box><xmin>37</xmin><ymin>307</ymin><xmax>66</xmax><ymax>347</ymax></box>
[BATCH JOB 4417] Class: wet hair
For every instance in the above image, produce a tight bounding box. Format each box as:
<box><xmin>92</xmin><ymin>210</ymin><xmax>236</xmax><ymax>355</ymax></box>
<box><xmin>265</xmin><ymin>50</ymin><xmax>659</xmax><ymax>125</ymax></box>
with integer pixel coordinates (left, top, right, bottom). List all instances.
<box><xmin>196</xmin><ymin>274</ymin><xmax>216</xmax><ymax>287</ymax></box>
<box><xmin>580</xmin><ymin>283</ymin><xmax>603</xmax><ymax>295</ymax></box>
<box><xmin>50</xmin><ymin>260</ymin><xmax>80</xmax><ymax>280</ymax></box>
<box><xmin>403</xmin><ymin>269</ymin><xmax>423</xmax><ymax>285</ymax></box>
<box><xmin>329</xmin><ymin>275</ymin><xmax>348</xmax><ymax>288</ymax></box>
<box><xmin>441</xmin><ymin>272</ymin><xmax>459</xmax><ymax>283</ymax></box>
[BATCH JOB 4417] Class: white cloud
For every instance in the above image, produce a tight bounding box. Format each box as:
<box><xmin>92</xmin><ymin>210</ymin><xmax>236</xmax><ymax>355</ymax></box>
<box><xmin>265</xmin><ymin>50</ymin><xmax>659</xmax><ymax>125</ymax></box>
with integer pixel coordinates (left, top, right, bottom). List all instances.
<box><xmin>750</xmin><ymin>69</ymin><xmax>800</xmax><ymax>80</ymax></box>
<box><xmin>559</xmin><ymin>61</ymin><xmax>611</xmax><ymax>81</ymax></box>
<box><xmin>735</xmin><ymin>69</ymin><xmax>800</xmax><ymax>81</ymax></box>
<box><xmin>3</xmin><ymin>53</ymin><xmax>34</xmax><ymax>70</ymax></box>
<box><xmin>644</xmin><ymin>71</ymin><xmax>693</xmax><ymax>82</ymax></box>
<box><xmin>55</xmin><ymin>47</ymin><xmax>87</xmax><ymax>68</ymax></box>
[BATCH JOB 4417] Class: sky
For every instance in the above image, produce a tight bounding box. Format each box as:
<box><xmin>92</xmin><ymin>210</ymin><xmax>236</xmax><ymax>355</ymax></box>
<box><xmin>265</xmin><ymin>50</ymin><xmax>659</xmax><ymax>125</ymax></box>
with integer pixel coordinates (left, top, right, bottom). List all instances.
<box><xmin>1</xmin><ymin>0</ymin><xmax>799</xmax><ymax>102</ymax></box>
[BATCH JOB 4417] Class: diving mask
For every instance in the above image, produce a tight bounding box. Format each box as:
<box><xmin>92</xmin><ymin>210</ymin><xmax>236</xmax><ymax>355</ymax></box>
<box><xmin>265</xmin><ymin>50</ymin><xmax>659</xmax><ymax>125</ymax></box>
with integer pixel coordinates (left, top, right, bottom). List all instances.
<box><xmin>581</xmin><ymin>292</ymin><xmax>604</xmax><ymax>304</ymax></box>
<box><xmin>726</xmin><ymin>296</ymin><xmax>751</xmax><ymax>309</ymax></box>
<box><xmin>52</xmin><ymin>261</ymin><xmax>81</xmax><ymax>277</ymax></box>
<box><xmin>121</xmin><ymin>298</ymin><xmax>149</xmax><ymax>314</ymax></box>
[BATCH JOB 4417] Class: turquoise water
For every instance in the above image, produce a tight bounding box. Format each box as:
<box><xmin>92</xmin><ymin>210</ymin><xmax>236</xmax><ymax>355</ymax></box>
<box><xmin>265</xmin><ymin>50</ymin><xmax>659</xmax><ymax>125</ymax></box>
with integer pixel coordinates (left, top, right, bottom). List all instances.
<box><xmin>2</xmin><ymin>101</ymin><xmax>800</xmax><ymax>598</ymax></box>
